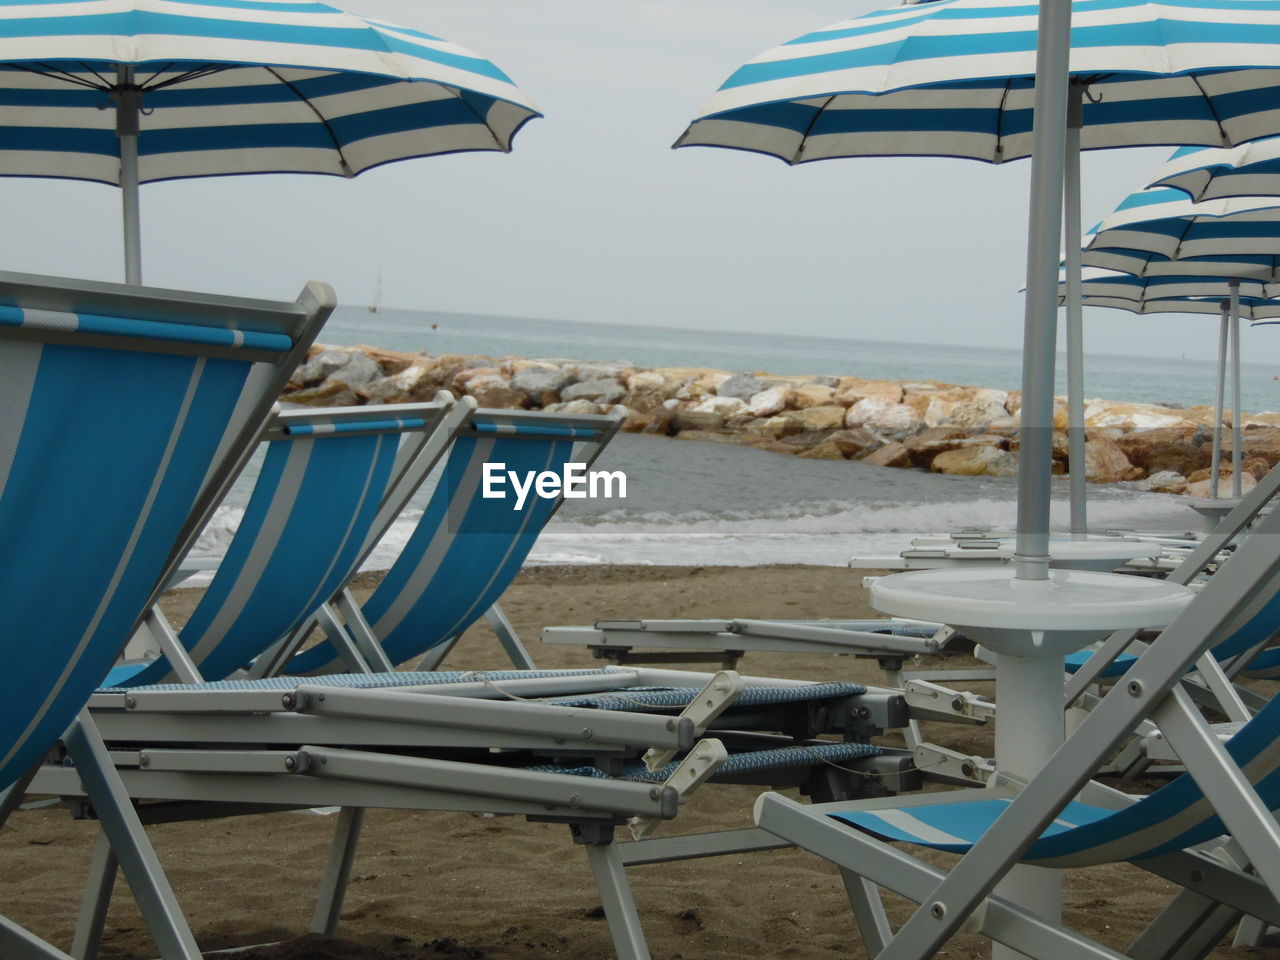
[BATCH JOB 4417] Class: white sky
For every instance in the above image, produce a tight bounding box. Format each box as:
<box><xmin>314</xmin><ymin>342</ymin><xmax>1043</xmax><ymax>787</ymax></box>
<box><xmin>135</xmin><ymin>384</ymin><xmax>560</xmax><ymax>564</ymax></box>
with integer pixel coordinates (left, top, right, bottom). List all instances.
<box><xmin>3</xmin><ymin>0</ymin><xmax>1267</xmax><ymax>363</ymax></box>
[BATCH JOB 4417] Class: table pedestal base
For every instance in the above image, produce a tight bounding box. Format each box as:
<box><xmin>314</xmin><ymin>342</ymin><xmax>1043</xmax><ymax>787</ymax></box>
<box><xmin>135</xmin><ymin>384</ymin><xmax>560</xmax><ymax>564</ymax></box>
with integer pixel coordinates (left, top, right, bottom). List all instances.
<box><xmin>990</xmin><ymin>651</ymin><xmax>1065</xmax><ymax>960</ymax></box>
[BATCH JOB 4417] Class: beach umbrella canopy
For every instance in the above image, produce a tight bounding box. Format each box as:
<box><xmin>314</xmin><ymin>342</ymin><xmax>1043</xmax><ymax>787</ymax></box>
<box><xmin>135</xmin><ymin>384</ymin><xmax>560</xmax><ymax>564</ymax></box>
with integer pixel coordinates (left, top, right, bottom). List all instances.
<box><xmin>676</xmin><ymin>0</ymin><xmax>1280</xmax><ymax>165</ymax></box>
<box><xmin>1074</xmin><ymin>267</ymin><xmax>1280</xmax><ymax>303</ymax></box>
<box><xmin>1082</xmin><ymin>189</ymin><xmax>1280</xmax><ymax>278</ymax></box>
<box><xmin>676</xmin><ymin>0</ymin><xmax>1280</xmax><ymax>562</ymax></box>
<box><xmin>1150</xmin><ymin>139</ymin><xmax>1280</xmax><ymax>203</ymax></box>
<box><xmin>0</xmin><ymin>0</ymin><xmax>541</xmax><ymax>281</ymax></box>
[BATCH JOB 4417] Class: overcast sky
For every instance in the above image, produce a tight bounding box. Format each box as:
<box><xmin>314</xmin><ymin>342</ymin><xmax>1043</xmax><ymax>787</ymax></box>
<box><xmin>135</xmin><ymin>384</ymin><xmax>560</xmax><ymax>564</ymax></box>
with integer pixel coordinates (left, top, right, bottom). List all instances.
<box><xmin>5</xmin><ymin>0</ymin><xmax>1267</xmax><ymax>363</ymax></box>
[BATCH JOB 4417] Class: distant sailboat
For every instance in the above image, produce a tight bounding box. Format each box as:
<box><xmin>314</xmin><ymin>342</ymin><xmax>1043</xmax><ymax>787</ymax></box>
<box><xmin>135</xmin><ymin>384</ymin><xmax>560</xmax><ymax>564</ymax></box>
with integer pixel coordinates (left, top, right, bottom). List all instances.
<box><xmin>368</xmin><ymin>271</ymin><xmax>383</xmax><ymax>314</ymax></box>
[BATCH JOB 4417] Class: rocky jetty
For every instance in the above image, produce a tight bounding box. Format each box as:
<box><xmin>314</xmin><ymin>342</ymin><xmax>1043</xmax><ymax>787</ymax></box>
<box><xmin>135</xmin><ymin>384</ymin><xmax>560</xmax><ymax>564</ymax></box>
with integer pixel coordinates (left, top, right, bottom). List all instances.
<box><xmin>284</xmin><ymin>344</ymin><xmax>1280</xmax><ymax>497</ymax></box>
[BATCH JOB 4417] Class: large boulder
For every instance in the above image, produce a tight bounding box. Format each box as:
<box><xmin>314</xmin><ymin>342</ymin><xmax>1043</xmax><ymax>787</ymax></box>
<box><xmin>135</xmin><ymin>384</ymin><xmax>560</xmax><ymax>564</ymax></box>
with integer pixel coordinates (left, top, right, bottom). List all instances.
<box><xmin>1084</xmin><ymin>400</ymin><xmax>1192</xmax><ymax>432</ymax></box>
<box><xmin>930</xmin><ymin>445</ymin><xmax>1020</xmax><ymax>477</ymax></box>
<box><xmin>789</xmin><ymin>404</ymin><xmax>847</xmax><ymax>431</ymax></box>
<box><xmin>1117</xmin><ymin>427</ymin><xmax>1208</xmax><ymax>476</ymax></box>
<box><xmin>511</xmin><ymin>363</ymin><xmax>574</xmax><ymax>403</ymax></box>
<box><xmin>461</xmin><ymin>372</ymin><xmax>526</xmax><ymax>409</ymax></box>
<box><xmin>828</xmin><ymin>428</ymin><xmax>883</xmax><ymax>459</ymax></box>
<box><xmin>797</xmin><ymin>439</ymin><xmax>848</xmax><ymax>460</ymax></box>
<box><xmin>745</xmin><ymin>415</ymin><xmax>803</xmax><ymax>439</ymax></box>
<box><xmin>846</xmin><ymin>398</ymin><xmax>920</xmax><ymax>436</ymax></box>
<box><xmin>835</xmin><ymin>377</ymin><xmax>903</xmax><ymax>406</ymax></box>
<box><xmin>675</xmin><ymin>371</ymin><xmax>732</xmax><ymax>400</ymax></box>
<box><xmin>923</xmin><ymin>388</ymin><xmax>1010</xmax><ymax>431</ymax></box>
<box><xmin>562</xmin><ymin>378</ymin><xmax>626</xmax><ymax>404</ymax></box>
<box><xmin>862</xmin><ymin>440</ymin><xmax>912</xmax><ymax>468</ymax></box>
<box><xmin>1084</xmin><ymin>437</ymin><xmax>1139</xmax><ymax>483</ymax></box>
<box><xmin>747</xmin><ymin>386</ymin><xmax>792</xmax><ymax>417</ymax></box>
<box><xmin>791</xmin><ymin>383</ymin><xmax>837</xmax><ymax>409</ymax></box>
<box><xmin>570</xmin><ymin>361</ymin><xmax>634</xmax><ymax>381</ymax></box>
<box><xmin>293</xmin><ymin>347</ymin><xmax>382</xmax><ymax>390</ymax></box>
<box><xmin>544</xmin><ymin>398</ymin><xmax>603</xmax><ymax>415</ymax></box>
<box><xmin>903</xmin><ymin>426</ymin><xmax>969</xmax><ymax>467</ymax></box>
<box><xmin>716</xmin><ymin>372</ymin><xmax>768</xmax><ymax>400</ymax></box>
<box><xmin>1142</xmin><ymin>471</ymin><xmax>1189</xmax><ymax>494</ymax></box>
<box><xmin>678</xmin><ymin>395</ymin><xmax>746</xmax><ymax>430</ymax></box>
<box><xmin>357</xmin><ymin>364</ymin><xmax>433</xmax><ymax>403</ymax></box>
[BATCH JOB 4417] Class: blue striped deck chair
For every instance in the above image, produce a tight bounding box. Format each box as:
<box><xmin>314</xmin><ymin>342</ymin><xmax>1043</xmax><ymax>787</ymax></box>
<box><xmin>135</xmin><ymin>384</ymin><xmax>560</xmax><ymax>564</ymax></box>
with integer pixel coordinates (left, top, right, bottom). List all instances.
<box><xmin>100</xmin><ymin>398</ymin><xmax>463</xmax><ymax>690</ymax></box>
<box><xmin>753</xmin><ymin>499</ymin><xmax>1280</xmax><ymax>960</ymax></box>
<box><xmin>276</xmin><ymin>406</ymin><xmax>622</xmax><ymax>675</ymax></box>
<box><xmin>0</xmin><ymin>270</ymin><xmax>331</xmax><ymax>960</ymax></box>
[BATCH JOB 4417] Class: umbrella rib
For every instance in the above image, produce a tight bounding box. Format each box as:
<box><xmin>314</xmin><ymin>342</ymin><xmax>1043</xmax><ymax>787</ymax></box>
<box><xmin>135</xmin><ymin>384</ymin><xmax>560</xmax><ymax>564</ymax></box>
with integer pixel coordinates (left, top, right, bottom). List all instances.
<box><xmin>993</xmin><ymin>78</ymin><xmax>1012</xmax><ymax>161</ymax></box>
<box><xmin>143</xmin><ymin>64</ymin><xmax>232</xmax><ymax>92</ymax></box>
<box><xmin>1189</xmin><ymin>73</ymin><xmax>1230</xmax><ymax>147</ymax></box>
<box><xmin>264</xmin><ymin>66</ymin><xmax>354</xmax><ymax>175</ymax></box>
<box><xmin>793</xmin><ymin>95</ymin><xmax>836</xmax><ymax>165</ymax></box>
<box><xmin>1</xmin><ymin>62</ymin><xmax>106</xmax><ymax>91</ymax></box>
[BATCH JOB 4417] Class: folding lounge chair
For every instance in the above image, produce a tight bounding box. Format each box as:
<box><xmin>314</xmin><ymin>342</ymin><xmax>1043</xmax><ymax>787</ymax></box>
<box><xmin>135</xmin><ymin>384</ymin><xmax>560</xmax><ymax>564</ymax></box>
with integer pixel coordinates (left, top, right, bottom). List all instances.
<box><xmin>264</xmin><ymin>406</ymin><xmax>624</xmax><ymax>676</ymax></box>
<box><xmin>102</xmin><ymin>397</ymin><xmax>467</xmax><ymax>688</ymax></box>
<box><xmin>0</xmin><ymin>269</ymin><xmax>332</xmax><ymax>960</ymax></box>
<box><xmin>40</xmin><ymin>661</ymin><xmax>914</xmax><ymax>960</ymax></box>
<box><xmin>751</xmin><ymin>499</ymin><xmax>1280</xmax><ymax>960</ymax></box>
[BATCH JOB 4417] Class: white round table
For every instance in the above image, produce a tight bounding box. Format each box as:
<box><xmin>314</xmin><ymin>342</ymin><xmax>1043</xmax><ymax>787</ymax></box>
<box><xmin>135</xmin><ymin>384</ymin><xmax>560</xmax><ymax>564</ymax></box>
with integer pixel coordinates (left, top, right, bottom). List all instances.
<box><xmin>871</xmin><ymin>567</ymin><xmax>1194</xmax><ymax>960</ymax></box>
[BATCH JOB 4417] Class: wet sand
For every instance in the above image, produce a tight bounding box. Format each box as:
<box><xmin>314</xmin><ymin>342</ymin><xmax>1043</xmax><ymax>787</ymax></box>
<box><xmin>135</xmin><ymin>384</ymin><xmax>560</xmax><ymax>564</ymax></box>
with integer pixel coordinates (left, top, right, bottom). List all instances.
<box><xmin>2</xmin><ymin>565</ymin><xmax>1275</xmax><ymax>960</ymax></box>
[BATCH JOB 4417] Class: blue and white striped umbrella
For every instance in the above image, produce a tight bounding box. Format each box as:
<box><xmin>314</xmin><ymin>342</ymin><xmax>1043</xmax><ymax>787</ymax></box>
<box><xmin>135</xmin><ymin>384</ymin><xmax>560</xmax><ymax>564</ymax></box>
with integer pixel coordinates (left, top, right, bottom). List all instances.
<box><xmin>676</xmin><ymin>0</ymin><xmax>1280</xmax><ymax>164</ymax></box>
<box><xmin>1149</xmin><ymin>140</ymin><xmax>1280</xmax><ymax>203</ymax></box>
<box><xmin>1082</xmin><ymin>189</ymin><xmax>1280</xmax><ymax>279</ymax></box>
<box><xmin>0</xmin><ymin>0</ymin><xmax>540</xmax><ymax>281</ymax></box>
<box><xmin>677</xmin><ymin>0</ymin><xmax>1280</xmax><ymax>560</ymax></box>
<box><xmin>1072</xmin><ymin>267</ymin><xmax>1280</xmax><ymax>304</ymax></box>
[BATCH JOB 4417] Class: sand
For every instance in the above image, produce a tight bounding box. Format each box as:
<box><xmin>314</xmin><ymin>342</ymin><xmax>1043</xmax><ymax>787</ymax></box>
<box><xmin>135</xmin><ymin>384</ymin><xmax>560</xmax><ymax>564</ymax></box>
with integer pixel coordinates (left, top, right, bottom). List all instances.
<box><xmin>2</xmin><ymin>564</ymin><xmax>1275</xmax><ymax>960</ymax></box>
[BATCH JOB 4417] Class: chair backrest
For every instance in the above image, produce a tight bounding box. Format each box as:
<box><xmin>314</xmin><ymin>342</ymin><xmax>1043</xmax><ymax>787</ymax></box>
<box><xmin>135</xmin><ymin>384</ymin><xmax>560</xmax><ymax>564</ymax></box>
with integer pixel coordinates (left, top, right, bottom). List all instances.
<box><xmin>120</xmin><ymin>401</ymin><xmax>456</xmax><ymax>686</ymax></box>
<box><xmin>284</xmin><ymin>406</ymin><xmax>621</xmax><ymax>674</ymax></box>
<box><xmin>0</xmin><ymin>270</ymin><xmax>330</xmax><ymax>793</ymax></box>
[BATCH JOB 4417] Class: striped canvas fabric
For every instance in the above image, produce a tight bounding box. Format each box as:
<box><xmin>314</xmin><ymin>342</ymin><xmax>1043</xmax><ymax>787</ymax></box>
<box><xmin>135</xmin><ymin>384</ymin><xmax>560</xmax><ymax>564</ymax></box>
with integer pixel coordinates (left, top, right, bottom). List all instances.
<box><xmin>1151</xmin><ymin>140</ymin><xmax>1280</xmax><ymax>202</ymax></box>
<box><xmin>676</xmin><ymin>0</ymin><xmax>1280</xmax><ymax>164</ymax></box>
<box><xmin>284</xmin><ymin>414</ymin><xmax>613</xmax><ymax>675</ymax></box>
<box><xmin>1082</xmin><ymin>188</ymin><xmax>1280</xmax><ymax>279</ymax></box>
<box><xmin>0</xmin><ymin>0</ymin><xmax>540</xmax><ymax>184</ymax></box>
<box><xmin>0</xmin><ymin>304</ymin><xmax>289</xmax><ymax>792</ymax></box>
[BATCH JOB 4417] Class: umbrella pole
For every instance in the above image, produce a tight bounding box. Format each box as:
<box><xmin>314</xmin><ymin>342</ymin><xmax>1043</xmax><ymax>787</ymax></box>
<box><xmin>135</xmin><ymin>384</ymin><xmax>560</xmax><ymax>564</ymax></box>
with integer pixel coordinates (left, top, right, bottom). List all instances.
<box><xmin>1013</xmin><ymin>0</ymin><xmax>1072</xmax><ymax>581</ymax></box>
<box><xmin>1211</xmin><ymin>300</ymin><xmax>1228</xmax><ymax>500</ymax></box>
<box><xmin>1231</xmin><ymin>279</ymin><xmax>1242</xmax><ymax>497</ymax></box>
<box><xmin>1064</xmin><ymin>81</ymin><xmax>1087</xmax><ymax>540</ymax></box>
<box><xmin>115</xmin><ymin>65</ymin><xmax>143</xmax><ymax>285</ymax></box>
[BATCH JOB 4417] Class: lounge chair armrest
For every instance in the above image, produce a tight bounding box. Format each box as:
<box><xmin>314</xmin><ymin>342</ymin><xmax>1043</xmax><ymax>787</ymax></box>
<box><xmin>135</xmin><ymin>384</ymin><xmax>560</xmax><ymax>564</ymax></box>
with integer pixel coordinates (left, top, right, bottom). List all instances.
<box><xmin>292</xmin><ymin>685</ymin><xmax>695</xmax><ymax>751</ymax></box>
<box><xmin>630</xmin><ymin>738</ymin><xmax>728</xmax><ymax>840</ymax></box>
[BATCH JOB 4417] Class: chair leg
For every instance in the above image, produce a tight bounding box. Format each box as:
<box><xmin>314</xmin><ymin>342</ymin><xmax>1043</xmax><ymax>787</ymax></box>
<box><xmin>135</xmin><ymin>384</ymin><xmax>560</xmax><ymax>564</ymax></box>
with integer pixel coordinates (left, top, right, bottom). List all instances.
<box><xmin>71</xmin><ymin>833</ymin><xmax>118</xmax><ymax>960</ymax></box>
<box><xmin>1127</xmin><ymin>887</ymin><xmax>1240</xmax><ymax>960</ymax></box>
<box><xmin>583</xmin><ymin>839</ymin><xmax>651</xmax><ymax>960</ymax></box>
<box><xmin>484</xmin><ymin>604</ymin><xmax>536</xmax><ymax>670</ymax></box>
<box><xmin>311</xmin><ymin>807</ymin><xmax>366</xmax><ymax>936</ymax></box>
<box><xmin>61</xmin><ymin>713</ymin><xmax>202</xmax><ymax>960</ymax></box>
<box><xmin>842</xmin><ymin>869</ymin><xmax>892</xmax><ymax>956</ymax></box>
<box><xmin>0</xmin><ymin>914</ymin><xmax>75</xmax><ymax>960</ymax></box>
<box><xmin>0</xmin><ymin>762</ymin><xmax>40</xmax><ymax>831</ymax></box>
<box><xmin>416</xmin><ymin>635</ymin><xmax>460</xmax><ymax>672</ymax></box>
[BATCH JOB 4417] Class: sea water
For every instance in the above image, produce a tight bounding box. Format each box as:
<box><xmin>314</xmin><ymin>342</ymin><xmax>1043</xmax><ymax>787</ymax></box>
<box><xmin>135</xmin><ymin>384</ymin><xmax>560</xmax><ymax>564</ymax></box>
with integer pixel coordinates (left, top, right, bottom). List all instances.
<box><xmin>187</xmin><ymin>306</ymin><xmax>1225</xmax><ymax>571</ymax></box>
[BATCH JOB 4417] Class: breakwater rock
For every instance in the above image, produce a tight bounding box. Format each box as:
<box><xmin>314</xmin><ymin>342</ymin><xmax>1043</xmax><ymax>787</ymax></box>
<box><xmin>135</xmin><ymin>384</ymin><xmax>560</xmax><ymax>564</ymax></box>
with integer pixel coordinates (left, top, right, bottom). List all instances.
<box><xmin>283</xmin><ymin>344</ymin><xmax>1280</xmax><ymax>497</ymax></box>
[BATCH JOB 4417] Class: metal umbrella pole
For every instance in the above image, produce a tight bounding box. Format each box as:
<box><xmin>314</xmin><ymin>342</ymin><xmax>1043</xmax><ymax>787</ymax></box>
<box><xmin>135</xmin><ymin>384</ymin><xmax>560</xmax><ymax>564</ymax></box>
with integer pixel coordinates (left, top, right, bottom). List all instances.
<box><xmin>1014</xmin><ymin>0</ymin><xmax>1072</xmax><ymax>582</ymax></box>
<box><xmin>1212</xmin><ymin>298</ymin><xmax>1229</xmax><ymax>499</ymax></box>
<box><xmin>1064</xmin><ymin>81</ymin><xmax>1087</xmax><ymax>540</ymax></box>
<box><xmin>1231</xmin><ymin>278</ymin><xmax>1243</xmax><ymax>497</ymax></box>
<box><xmin>113</xmin><ymin>64</ymin><xmax>143</xmax><ymax>285</ymax></box>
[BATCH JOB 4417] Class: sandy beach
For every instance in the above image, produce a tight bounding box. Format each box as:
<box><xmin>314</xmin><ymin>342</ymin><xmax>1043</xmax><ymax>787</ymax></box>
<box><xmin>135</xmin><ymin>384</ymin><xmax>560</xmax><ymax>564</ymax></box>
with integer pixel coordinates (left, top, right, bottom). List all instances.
<box><xmin>0</xmin><ymin>564</ymin><xmax>1274</xmax><ymax>960</ymax></box>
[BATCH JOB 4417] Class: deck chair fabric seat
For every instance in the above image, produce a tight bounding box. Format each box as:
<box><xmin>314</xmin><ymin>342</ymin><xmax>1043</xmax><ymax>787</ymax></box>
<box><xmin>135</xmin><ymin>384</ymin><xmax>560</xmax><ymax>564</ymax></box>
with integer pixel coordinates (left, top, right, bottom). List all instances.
<box><xmin>0</xmin><ymin>271</ymin><xmax>331</xmax><ymax>959</ymax></box>
<box><xmin>284</xmin><ymin>410</ymin><xmax>619</xmax><ymax>675</ymax></box>
<box><xmin>99</xmin><ymin>402</ymin><xmax>455</xmax><ymax>688</ymax></box>
<box><xmin>0</xmin><ymin>281</ymin><xmax>327</xmax><ymax>792</ymax></box>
